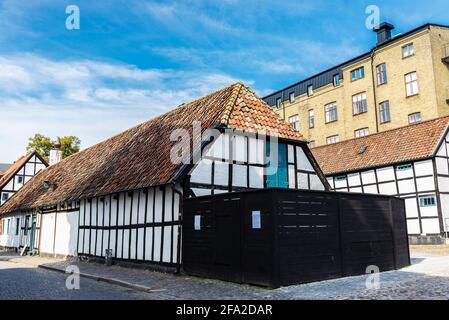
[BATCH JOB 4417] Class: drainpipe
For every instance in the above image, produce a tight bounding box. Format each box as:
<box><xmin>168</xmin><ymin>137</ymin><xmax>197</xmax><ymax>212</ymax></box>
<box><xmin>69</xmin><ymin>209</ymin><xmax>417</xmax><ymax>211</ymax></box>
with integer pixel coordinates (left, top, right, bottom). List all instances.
<box><xmin>370</xmin><ymin>47</ymin><xmax>380</xmax><ymax>133</ymax></box>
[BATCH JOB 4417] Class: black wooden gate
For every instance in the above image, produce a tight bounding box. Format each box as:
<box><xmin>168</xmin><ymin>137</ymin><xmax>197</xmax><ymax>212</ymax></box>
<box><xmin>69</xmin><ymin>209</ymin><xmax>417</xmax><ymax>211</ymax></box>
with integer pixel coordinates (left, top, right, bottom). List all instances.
<box><xmin>182</xmin><ymin>189</ymin><xmax>410</xmax><ymax>288</ymax></box>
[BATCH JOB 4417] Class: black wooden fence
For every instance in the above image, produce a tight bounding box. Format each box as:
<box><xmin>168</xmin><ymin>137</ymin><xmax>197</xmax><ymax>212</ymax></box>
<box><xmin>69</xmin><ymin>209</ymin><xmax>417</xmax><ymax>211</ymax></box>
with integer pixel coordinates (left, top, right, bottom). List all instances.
<box><xmin>182</xmin><ymin>188</ymin><xmax>410</xmax><ymax>288</ymax></box>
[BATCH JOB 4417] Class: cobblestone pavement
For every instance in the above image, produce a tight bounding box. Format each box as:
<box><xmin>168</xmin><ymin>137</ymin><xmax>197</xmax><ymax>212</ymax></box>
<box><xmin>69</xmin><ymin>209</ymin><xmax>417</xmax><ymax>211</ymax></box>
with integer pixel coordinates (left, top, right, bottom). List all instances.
<box><xmin>1</xmin><ymin>250</ymin><xmax>449</xmax><ymax>299</ymax></box>
<box><xmin>0</xmin><ymin>260</ymin><xmax>151</xmax><ymax>300</ymax></box>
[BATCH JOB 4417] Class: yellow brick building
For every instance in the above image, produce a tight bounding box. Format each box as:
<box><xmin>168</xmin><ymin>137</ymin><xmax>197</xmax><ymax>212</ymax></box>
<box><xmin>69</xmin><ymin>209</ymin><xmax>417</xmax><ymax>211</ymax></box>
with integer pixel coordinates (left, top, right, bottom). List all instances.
<box><xmin>263</xmin><ymin>23</ymin><xmax>449</xmax><ymax>147</ymax></box>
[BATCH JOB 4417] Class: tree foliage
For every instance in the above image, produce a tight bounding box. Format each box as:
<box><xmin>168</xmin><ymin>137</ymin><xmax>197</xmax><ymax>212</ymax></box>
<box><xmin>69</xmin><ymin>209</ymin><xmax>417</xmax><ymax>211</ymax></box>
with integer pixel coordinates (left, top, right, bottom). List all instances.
<box><xmin>26</xmin><ymin>134</ymin><xmax>81</xmax><ymax>159</ymax></box>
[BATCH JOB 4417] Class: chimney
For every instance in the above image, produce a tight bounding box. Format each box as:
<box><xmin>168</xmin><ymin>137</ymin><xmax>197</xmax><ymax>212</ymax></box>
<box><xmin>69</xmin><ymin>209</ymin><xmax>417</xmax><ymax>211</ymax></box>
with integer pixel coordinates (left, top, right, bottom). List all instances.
<box><xmin>373</xmin><ymin>22</ymin><xmax>395</xmax><ymax>45</ymax></box>
<box><xmin>49</xmin><ymin>142</ymin><xmax>62</xmax><ymax>166</ymax></box>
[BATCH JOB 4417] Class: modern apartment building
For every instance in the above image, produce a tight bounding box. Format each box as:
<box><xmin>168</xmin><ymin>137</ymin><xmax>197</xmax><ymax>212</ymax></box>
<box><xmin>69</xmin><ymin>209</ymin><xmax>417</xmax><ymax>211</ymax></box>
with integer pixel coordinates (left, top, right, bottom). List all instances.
<box><xmin>263</xmin><ymin>23</ymin><xmax>449</xmax><ymax>147</ymax></box>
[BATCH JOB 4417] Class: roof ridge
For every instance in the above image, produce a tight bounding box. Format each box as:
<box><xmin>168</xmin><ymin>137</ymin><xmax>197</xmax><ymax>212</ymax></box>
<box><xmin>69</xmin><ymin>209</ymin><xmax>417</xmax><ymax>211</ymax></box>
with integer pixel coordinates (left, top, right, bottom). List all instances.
<box><xmin>46</xmin><ymin>82</ymin><xmax>244</xmax><ymax>170</ymax></box>
<box><xmin>219</xmin><ymin>82</ymin><xmax>244</xmax><ymax>126</ymax></box>
<box><xmin>312</xmin><ymin>115</ymin><xmax>449</xmax><ymax>150</ymax></box>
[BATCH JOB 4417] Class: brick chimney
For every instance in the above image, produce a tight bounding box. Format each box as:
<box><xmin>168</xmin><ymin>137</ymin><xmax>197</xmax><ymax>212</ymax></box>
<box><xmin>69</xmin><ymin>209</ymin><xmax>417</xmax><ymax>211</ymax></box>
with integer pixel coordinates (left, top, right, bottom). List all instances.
<box><xmin>49</xmin><ymin>142</ymin><xmax>62</xmax><ymax>166</ymax></box>
<box><xmin>373</xmin><ymin>22</ymin><xmax>395</xmax><ymax>45</ymax></box>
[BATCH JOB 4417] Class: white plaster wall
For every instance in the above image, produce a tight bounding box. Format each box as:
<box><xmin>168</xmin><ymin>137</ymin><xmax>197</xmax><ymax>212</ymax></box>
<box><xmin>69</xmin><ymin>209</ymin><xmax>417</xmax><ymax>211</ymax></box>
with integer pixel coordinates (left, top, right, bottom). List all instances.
<box><xmin>436</xmin><ymin>157</ymin><xmax>449</xmax><ymax>175</ymax></box>
<box><xmin>54</xmin><ymin>210</ymin><xmax>79</xmax><ymax>256</ymax></box>
<box><xmin>440</xmin><ymin>194</ymin><xmax>449</xmax><ymax>232</ymax></box>
<box><xmin>416</xmin><ymin>176</ymin><xmax>435</xmax><ymax>192</ymax></box>
<box><xmin>421</xmin><ymin>218</ymin><xmax>440</xmax><ymax>235</ymax></box>
<box><xmin>376</xmin><ymin>167</ymin><xmax>395</xmax><ymax>182</ymax></box>
<box><xmin>296</xmin><ymin>147</ymin><xmax>314</xmax><ymax>172</ymax></box>
<box><xmin>407</xmin><ymin>219</ymin><xmax>421</xmax><ymax>235</ymax></box>
<box><xmin>361</xmin><ymin>170</ymin><xmax>376</xmax><ymax>185</ymax></box>
<box><xmin>398</xmin><ymin>179</ymin><xmax>416</xmax><ymax>194</ymax></box>
<box><xmin>414</xmin><ymin>160</ymin><xmax>434</xmax><ymax>177</ymax></box>
<box><xmin>438</xmin><ymin>176</ymin><xmax>449</xmax><ymax>193</ymax></box>
<box><xmin>378</xmin><ymin>182</ymin><xmax>397</xmax><ymax>195</ymax></box>
<box><xmin>40</xmin><ymin>213</ymin><xmax>56</xmax><ymax>254</ymax></box>
<box><xmin>347</xmin><ymin>173</ymin><xmax>361</xmax><ymax>187</ymax></box>
<box><xmin>404</xmin><ymin>198</ymin><xmax>419</xmax><ymax>218</ymax></box>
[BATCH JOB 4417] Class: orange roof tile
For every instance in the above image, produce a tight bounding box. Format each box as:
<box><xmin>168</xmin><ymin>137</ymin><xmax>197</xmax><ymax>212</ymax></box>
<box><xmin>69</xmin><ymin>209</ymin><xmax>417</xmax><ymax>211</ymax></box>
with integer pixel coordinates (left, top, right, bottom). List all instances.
<box><xmin>312</xmin><ymin>116</ymin><xmax>449</xmax><ymax>175</ymax></box>
<box><xmin>1</xmin><ymin>83</ymin><xmax>303</xmax><ymax>213</ymax></box>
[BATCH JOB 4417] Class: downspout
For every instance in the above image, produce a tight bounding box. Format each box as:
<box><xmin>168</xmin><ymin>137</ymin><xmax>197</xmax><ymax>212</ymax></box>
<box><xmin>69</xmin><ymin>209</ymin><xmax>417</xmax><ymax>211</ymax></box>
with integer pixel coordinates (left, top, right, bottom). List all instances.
<box><xmin>370</xmin><ymin>47</ymin><xmax>380</xmax><ymax>133</ymax></box>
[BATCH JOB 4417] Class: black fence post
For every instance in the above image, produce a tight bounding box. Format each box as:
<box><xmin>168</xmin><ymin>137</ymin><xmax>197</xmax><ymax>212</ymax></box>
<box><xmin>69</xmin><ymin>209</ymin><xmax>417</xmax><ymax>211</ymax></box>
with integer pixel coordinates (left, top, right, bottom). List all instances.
<box><xmin>389</xmin><ymin>198</ymin><xmax>397</xmax><ymax>269</ymax></box>
<box><xmin>336</xmin><ymin>194</ymin><xmax>345</xmax><ymax>277</ymax></box>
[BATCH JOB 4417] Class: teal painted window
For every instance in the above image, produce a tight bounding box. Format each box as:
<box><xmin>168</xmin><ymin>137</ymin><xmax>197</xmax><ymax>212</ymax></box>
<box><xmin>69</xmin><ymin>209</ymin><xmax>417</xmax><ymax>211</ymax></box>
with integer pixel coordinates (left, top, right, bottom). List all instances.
<box><xmin>396</xmin><ymin>164</ymin><xmax>412</xmax><ymax>171</ymax></box>
<box><xmin>419</xmin><ymin>196</ymin><xmax>436</xmax><ymax>207</ymax></box>
<box><xmin>266</xmin><ymin>142</ymin><xmax>288</xmax><ymax>189</ymax></box>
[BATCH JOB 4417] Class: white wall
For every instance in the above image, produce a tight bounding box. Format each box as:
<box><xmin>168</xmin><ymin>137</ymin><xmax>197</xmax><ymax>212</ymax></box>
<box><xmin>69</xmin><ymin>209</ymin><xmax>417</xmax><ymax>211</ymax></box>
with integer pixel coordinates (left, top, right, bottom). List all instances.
<box><xmin>329</xmin><ymin>158</ymin><xmax>442</xmax><ymax>236</ymax></box>
<box><xmin>78</xmin><ymin>184</ymin><xmax>181</xmax><ymax>265</ymax></box>
<box><xmin>189</xmin><ymin>133</ymin><xmax>326</xmax><ymax>195</ymax></box>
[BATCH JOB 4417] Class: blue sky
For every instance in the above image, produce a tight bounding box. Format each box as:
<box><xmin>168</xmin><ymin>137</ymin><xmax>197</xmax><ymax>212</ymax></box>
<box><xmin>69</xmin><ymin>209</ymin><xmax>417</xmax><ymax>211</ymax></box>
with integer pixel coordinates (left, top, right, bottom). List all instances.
<box><xmin>0</xmin><ymin>0</ymin><xmax>448</xmax><ymax>162</ymax></box>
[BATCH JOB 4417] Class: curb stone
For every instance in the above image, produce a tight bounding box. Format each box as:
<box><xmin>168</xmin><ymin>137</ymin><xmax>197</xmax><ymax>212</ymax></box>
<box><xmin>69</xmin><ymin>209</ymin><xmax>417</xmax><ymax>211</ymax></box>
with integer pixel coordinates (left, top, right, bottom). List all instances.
<box><xmin>37</xmin><ymin>264</ymin><xmax>154</xmax><ymax>294</ymax></box>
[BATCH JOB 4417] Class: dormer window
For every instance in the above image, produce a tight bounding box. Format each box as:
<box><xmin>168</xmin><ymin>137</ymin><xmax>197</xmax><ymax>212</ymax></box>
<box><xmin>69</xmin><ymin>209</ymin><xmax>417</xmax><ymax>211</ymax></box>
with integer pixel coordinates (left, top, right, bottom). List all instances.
<box><xmin>333</xmin><ymin>74</ymin><xmax>341</xmax><ymax>87</ymax></box>
<box><xmin>307</xmin><ymin>85</ymin><xmax>313</xmax><ymax>96</ymax></box>
<box><xmin>276</xmin><ymin>98</ymin><xmax>282</xmax><ymax>108</ymax></box>
<box><xmin>289</xmin><ymin>92</ymin><xmax>295</xmax><ymax>103</ymax></box>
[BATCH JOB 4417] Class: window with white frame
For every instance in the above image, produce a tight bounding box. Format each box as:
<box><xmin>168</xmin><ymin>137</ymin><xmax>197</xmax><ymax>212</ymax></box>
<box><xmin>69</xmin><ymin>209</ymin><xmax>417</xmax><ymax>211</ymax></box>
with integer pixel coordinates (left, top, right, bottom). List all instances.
<box><xmin>354</xmin><ymin>128</ymin><xmax>369</xmax><ymax>138</ymax></box>
<box><xmin>405</xmin><ymin>72</ymin><xmax>419</xmax><ymax>96</ymax></box>
<box><xmin>351</xmin><ymin>67</ymin><xmax>365</xmax><ymax>81</ymax></box>
<box><xmin>402</xmin><ymin>43</ymin><xmax>414</xmax><ymax>58</ymax></box>
<box><xmin>309</xmin><ymin>110</ymin><xmax>314</xmax><ymax>128</ymax></box>
<box><xmin>307</xmin><ymin>85</ymin><xmax>313</xmax><ymax>96</ymax></box>
<box><xmin>17</xmin><ymin>176</ymin><xmax>24</xmax><ymax>184</ymax></box>
<box><xmin>353</xmin><ymin>92</ymin><xmax>367</xmax><ymax>115</ymax></box>
<box><xmin>289</xmin><ymin>92</ymin><xmax>295</xmax><ymax>103</ymax></box>
<box><xmin>379</xmin><ymin>101</ymin><xmax>391</xmax><ymax>123</ymax></box>
<box><xmin>288</xmin><ymin>114</ymin><xmax>300</xmax><ymax>131</ymax></box>
<box><xmin>1</xmin><ymin>193</ymin><xmax>8</xmax><ymax>201</ymax></box>
<box><xmin>376</xmin><ymin>63</ymin><xmax>387</xmax><ymax>85</ymax></box>
<box><xmin>326</xmin><ymin>135</ymin><xmax>339</xmax><ymax>145</ymax></box>
<box><xmin>325</xmin><ymin>102</ymin><xmax>337</xmax><ymax>123</ymax></box>
<box><xmin>408</xmin><ymin>112</ymin><xmax>422</xmax><ymax>124</ymax></box>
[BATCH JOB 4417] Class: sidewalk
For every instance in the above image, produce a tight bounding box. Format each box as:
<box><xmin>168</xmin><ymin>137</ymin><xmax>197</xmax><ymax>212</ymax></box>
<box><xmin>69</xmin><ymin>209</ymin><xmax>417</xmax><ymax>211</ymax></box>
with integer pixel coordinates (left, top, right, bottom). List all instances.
<box><xmin>0</xmin><ymin>252</ymin><xmax>272</xmax><ymax>300</ymax></box>
<box><xmin>2</xmin><ymin>250</ymin><xmax>449</xmax><ymax>299</ymax></box>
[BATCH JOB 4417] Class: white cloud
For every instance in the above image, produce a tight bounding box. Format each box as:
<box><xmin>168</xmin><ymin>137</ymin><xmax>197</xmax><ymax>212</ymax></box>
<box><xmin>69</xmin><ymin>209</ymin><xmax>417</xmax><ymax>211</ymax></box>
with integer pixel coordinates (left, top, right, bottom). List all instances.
<box><xmin>0</xmin><ymin>53</ymin><xmax>248</xmax><ymax>162</ymax></box>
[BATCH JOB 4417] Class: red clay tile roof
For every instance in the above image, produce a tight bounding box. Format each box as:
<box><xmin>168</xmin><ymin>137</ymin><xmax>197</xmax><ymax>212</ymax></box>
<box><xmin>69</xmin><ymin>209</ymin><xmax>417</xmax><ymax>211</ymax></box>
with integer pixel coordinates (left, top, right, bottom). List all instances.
<box><xmin>0</xmin><ymin>83</ymin><xmax>303</xmax><ymax>213</ymax></box>
<box><xmin>312</xmin><ymin>116</ymin><xmax>449</xmax><ymax>175</ymax></box>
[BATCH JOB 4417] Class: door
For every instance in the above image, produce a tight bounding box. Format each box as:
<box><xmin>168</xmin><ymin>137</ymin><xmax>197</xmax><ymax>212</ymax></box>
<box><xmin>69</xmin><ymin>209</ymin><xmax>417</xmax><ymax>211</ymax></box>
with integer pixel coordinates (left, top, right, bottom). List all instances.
<box><xmin>29</xmin><ymin>215</ymin><xmax>37</xmax><ymax>252</ymax></box>
<box><xmin>213</xmin><ymin>198</ymin><xmax>242</xmax><ymax>283</ymax></box>
<box><xmin>266</xmin><ymin>142</ymin><xmax>288</xmax><ymax>188</ymax></box>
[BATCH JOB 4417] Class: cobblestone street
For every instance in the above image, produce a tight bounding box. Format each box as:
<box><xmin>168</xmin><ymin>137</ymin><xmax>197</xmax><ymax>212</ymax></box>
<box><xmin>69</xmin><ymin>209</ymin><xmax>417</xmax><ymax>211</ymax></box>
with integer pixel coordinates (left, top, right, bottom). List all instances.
<box><xmin>1</xmin><ymin>247</ymin><xmax>449</xmax><ymax>299</ymax></box>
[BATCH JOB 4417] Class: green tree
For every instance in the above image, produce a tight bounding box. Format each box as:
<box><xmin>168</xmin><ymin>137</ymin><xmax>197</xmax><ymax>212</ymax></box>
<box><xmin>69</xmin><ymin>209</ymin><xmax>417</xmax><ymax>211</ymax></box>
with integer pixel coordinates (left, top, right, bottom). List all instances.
<box><xmin>26</xmin><ymin>134</ymin><xmax>53</xmax><ymax>157</ymax></box>
<box><xmin>58</xmin><ymin>136</ymin><xmax>81</xmax><ymax>158</ymax></box>
<box><xmin>27</xmin><ymin>134</ymin><xmax>81</xmax><ymax>159</ymax></box>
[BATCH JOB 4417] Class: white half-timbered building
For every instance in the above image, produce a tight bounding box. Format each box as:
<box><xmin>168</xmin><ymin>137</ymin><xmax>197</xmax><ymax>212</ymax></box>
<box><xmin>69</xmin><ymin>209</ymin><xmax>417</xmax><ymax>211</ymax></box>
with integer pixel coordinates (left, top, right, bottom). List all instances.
<box><xmin>0</xmin><ymin>152</ymin><xmax>48</xmax><ymax>250</ymax></box>
<box><xmin>0</xmin><ymin>83</ymin><xmax>328</xmax><ymax>268</ymax></box>
<box><xmin>0</xmin><ymin>152</ymin><xmax>47</xmax><ymax>206</ymax></box>
<box><xmin>313</xmin><ymin>116</ymin><xmax>449</xmax><ymax>244</ymax></box>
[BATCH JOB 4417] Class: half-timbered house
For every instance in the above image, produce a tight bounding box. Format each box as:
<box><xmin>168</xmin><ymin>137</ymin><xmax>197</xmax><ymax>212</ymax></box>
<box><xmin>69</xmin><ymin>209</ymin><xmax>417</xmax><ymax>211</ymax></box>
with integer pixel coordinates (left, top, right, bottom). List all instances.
<box><xmin>0</xmin><ymin>152</ymin><xmax>47</xmax><ymax>206</ymax></box>
<box><xmin>312</xmin><ymin>116</ymin><xmax>449</xmax><ymax>244</ymax></box>
<box><xmin>0</xmin><ymin>83</ymin><xmax>328</xmax><ymax>265</ymax></box>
